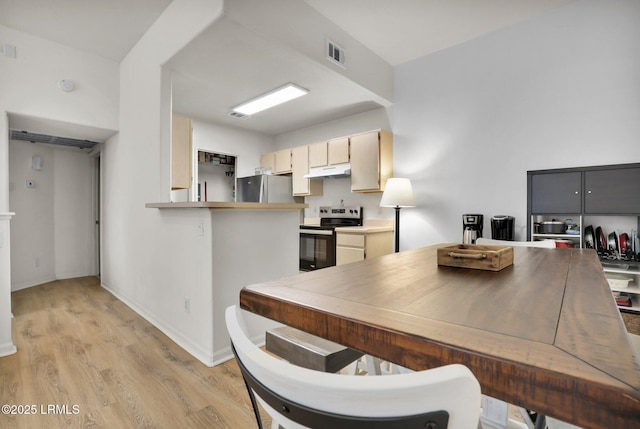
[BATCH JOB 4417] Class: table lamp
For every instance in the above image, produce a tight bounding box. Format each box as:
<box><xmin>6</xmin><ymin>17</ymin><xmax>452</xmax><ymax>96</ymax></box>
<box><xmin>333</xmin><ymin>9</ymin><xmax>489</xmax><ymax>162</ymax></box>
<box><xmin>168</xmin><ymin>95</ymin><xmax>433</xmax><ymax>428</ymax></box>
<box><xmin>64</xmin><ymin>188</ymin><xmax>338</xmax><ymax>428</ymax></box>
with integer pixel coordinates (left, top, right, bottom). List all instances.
<box><xmin>380</xmin><ymin>178</ymin><xmax>415</xmax><ymax>252</ymax></box>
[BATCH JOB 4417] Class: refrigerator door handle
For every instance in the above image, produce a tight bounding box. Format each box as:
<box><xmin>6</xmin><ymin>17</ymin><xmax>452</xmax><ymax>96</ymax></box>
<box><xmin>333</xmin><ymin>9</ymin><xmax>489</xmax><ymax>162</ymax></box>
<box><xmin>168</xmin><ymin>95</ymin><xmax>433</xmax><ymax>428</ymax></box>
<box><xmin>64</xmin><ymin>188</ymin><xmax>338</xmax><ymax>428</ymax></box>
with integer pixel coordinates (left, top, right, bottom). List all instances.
<box><xmin>260</xmin><ymin>176</ymin><xmax>266</xmax><ymax>203</ymax></box>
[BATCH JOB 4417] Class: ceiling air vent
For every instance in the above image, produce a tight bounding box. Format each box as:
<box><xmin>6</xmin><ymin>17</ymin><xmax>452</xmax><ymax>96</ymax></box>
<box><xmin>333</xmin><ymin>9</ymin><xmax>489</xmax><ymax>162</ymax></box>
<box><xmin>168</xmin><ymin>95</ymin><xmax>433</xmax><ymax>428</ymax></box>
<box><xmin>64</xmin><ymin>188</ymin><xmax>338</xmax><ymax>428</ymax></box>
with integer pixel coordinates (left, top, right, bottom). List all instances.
<box><xmin>228</xmin><ymin>111</ymin><xmax>250</xmax><ymax>120</ymax></box>
<box><xmin>326</xmin><ymin>40</ymin><xmax>346</xmax><ymax>69</ymax></box>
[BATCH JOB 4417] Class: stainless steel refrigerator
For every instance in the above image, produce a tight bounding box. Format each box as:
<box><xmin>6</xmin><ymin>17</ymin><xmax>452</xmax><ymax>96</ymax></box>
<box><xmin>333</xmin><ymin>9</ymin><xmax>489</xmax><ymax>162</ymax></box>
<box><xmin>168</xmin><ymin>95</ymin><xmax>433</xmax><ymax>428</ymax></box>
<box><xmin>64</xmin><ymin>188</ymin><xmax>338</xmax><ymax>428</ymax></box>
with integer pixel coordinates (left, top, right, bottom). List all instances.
<box><xmin>236</xmin><ymin>174</ymin><xmax>296</xmax><ymax>203</ymax></box>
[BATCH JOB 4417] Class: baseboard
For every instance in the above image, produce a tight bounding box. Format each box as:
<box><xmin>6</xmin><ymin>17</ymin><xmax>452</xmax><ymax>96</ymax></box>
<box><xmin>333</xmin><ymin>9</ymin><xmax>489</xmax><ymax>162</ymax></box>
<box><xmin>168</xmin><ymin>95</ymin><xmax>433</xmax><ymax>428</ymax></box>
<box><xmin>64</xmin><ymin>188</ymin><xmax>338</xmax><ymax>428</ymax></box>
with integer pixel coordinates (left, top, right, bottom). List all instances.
<box><xmin>55</xmin><ymin>271</ymin><xmax>94</xmax><ymax>281</ymax></box>
<box><xmin>0</xmin><ymin>342</ymin><xmax>17</xmax><ymax>358</ymax></box>
<box><xmin>11</xmin><ymin>273</ymin><xmax>96</xmax><ymax>292</ymax></box>
<box><xmin>11</xmin><ymin>275</ymin><xmax>57</xmax><ymax>292</ymax></box>
<box><xmin>100</xmin><ymin>281</ymin><xmax>215</xmax><ymax>366</ymax></box>
<box><xmin>212</xmin><ymin>335</ymin><xmax>265</xmax><ymax>367</ymax></box>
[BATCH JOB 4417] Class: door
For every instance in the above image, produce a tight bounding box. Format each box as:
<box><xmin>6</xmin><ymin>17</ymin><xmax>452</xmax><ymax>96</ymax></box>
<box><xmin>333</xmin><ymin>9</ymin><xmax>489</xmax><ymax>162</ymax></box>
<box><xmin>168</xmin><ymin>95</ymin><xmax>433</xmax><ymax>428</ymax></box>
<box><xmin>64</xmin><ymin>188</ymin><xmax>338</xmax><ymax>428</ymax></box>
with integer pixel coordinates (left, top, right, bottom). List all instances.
<box><xmin>530</xmin><ymin>172</ymin><xmax>581</xmax><ymax>214</ymax></box>
<box><xmin>292</xmin><ymin>146</ymin><xmax>309</xmax><ymax>195</ymax></box>
<box><xmin>328</xmin><ymin>137</ymin><xmax>349</xmax><ymax>165</ymax></box>
<box><xmin>309</xmin><ymin>142</ymin><xmax>328</xmax><ymax>167</ymax></box>
<box><xmin>93</xmin><ymin>154</ymin><xmax>101</xmax><ymax>278</ymax></box>
<box><xmin>274</xmin><ymin>149</ymin><xmax>292</xmax><ymax>174</ymax></box>
<box><xmin>350</xmin><ymin>131</ymin><xmax>380</xmax><ymax>192</ymax></box>
<box><xmin>299</xmin><ymin>230</ymin><xmax>335</xmax><ymax>271</ymax></box>
<box><xmin>585</xmin><ymin>167</ymin><xmax>640</xmax><ymax>214</ymax></box>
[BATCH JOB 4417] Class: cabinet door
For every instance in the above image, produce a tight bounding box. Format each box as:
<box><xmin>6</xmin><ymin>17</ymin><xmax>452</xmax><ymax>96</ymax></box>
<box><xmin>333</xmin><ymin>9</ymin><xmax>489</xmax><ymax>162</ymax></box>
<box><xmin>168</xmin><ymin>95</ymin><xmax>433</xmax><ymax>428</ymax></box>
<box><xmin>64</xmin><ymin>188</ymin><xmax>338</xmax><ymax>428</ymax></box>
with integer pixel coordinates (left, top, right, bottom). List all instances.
<box><xmin>350</xmin><ymin>131</ymin><xmax>380</xmax><ymax>192</ymax></box>
<box><xmin>292</xmin><ymin>146</ymin><xmax>310</xmax><ymax>195</ymax></box>
<box><xmin>328</xmin><ymin>137</ymin><xmax>349</xmax><ymax>165</ymax></box>
<box><xmin>336</xmin><ymin>246</ymin><xmax>365</xmax><ymax>265</ymax></box>
<box><xmin>531</xmin><ymin>172</ymin><xmax>581</xmax><ymax>214</ymax></box>
<box><xmin>292</xmin><ymin>146</ymin><xmax>323</xmax><ymax>196</ymax></box>
<box><xmin>585</xmin><ymin>167</ymin><xmax>640</xmax><ymax>214</ymax></box>
<box><xmin>260</xmin><ymin>152</ymin><xmax>275</xmax><ymax>172</ymax></box>
<box><xmin>171</xmin><ymin>115</ymin><xmax>192</xmax><ymax>190</ymax></box>
<box><xmin>274</xmin><ymin>149</ymin><xmax>292</xmax><ymax>174</ymax></box>
<box><xmin>309</xmin><ymin>142</ymin><xmax>328</xmax><ymax>167</ymax></box>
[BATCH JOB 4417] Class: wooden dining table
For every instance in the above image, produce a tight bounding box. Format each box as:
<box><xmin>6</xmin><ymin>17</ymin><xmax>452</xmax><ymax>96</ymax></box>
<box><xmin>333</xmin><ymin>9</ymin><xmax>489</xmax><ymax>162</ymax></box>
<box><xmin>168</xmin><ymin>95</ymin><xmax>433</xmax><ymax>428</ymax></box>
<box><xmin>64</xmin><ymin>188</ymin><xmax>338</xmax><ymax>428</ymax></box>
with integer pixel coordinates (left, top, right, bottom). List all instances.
<box><xmin>239</xmin><ymin>244</ymin><xmax>640</xmax><ymax>429</ymax></box>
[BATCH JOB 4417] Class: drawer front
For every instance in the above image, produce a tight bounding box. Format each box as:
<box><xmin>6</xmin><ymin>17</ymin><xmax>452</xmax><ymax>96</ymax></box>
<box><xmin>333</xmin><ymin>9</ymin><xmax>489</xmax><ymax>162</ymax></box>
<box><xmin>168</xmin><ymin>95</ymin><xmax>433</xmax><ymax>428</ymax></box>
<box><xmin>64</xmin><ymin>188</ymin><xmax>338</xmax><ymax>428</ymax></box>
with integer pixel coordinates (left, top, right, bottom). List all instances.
<box><xmin>336</xmin><ymin>247</ymin><xmax>365</xmax><ymax>265</ymax></box>
<box><xmin>336</xmin><ymin>233</ymin><xmax>365</xmax><ymax>247</ymax></box>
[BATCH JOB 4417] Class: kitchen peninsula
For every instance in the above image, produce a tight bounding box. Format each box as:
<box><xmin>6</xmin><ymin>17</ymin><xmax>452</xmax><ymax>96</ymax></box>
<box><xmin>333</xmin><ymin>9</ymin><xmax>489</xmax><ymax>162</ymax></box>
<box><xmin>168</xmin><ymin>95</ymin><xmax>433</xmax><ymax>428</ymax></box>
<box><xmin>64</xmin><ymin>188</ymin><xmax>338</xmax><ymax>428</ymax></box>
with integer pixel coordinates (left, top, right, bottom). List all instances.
<box><xmin>146</xmin><ymin>201</ymin><xmax>306</xmax><ymax>364</ymax></box>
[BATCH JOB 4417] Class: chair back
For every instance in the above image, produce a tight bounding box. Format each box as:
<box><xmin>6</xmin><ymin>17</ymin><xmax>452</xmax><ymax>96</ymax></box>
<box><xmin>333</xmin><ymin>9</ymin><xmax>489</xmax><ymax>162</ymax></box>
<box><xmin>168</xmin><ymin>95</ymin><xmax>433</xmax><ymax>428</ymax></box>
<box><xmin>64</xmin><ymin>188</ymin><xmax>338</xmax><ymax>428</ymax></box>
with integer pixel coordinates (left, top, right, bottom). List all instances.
<box><xmin>226</xmin><ymin>305</ymin><xmax>481</xmax><ymax>429</ymax></box>
<box><xmin>476</xmin><ymin>237</ymin><xmax>556</xmax><ymax>248</ymax></box>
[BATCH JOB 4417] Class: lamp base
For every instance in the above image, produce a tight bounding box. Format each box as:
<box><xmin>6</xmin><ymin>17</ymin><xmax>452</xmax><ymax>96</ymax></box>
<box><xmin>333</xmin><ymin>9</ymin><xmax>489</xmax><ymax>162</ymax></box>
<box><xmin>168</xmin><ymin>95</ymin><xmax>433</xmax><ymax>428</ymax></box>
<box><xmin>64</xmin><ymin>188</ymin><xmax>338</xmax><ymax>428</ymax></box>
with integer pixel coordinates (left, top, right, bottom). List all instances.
<box><xmin>394</xmin><ymin>206</ymin><xmax>401</xmax><ymax>253</ymax></box>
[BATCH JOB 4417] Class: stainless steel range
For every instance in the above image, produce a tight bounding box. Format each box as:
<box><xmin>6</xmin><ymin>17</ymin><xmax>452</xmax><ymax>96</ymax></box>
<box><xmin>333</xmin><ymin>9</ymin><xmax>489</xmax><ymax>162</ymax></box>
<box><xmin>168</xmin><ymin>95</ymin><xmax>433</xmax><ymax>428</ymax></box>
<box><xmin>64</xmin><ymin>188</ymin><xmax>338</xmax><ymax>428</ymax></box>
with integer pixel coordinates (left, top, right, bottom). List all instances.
<box><xmin>299</xmin><ymin>206</ymin><xmax>363</xmax><ymax>271</ymax></box>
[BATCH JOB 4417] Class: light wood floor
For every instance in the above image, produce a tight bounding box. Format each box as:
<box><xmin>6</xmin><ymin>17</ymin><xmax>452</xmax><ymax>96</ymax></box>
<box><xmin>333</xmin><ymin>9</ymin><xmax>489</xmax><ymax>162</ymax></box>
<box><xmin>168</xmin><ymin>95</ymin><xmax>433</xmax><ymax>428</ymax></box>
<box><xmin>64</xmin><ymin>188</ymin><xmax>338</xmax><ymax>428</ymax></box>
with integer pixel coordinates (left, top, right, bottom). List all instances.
<box><xmin>0</xmin><ymin>277</ymin><xmax>269</xmax><ymax>429</ymax></box>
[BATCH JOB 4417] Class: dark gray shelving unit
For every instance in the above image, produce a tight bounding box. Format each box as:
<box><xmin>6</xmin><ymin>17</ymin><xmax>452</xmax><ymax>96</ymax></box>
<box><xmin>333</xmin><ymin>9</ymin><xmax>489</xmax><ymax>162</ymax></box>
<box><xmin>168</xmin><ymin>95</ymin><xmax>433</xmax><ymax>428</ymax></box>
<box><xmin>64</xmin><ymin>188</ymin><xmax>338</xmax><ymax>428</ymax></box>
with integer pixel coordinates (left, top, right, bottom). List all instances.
<box><xmin>527</xmin><ymin>163</ymin><xmax>640</xmax><ymax>314</ymax></box>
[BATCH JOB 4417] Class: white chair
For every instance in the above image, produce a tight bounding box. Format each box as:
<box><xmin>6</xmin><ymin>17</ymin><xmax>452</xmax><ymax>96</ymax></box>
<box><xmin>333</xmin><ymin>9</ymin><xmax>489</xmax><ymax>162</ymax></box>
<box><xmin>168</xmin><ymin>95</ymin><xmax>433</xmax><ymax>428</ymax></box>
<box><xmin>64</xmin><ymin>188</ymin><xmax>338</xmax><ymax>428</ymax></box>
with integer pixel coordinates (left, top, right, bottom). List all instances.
<box><xmin>226</xmin><ymin>305</ymin><xmax>482</xmax><ymax>429</ymax></box>
<box><xmin>476</xmin><ymin>238</ymin><xmax>557</xmax><ymax>248</ymax></box>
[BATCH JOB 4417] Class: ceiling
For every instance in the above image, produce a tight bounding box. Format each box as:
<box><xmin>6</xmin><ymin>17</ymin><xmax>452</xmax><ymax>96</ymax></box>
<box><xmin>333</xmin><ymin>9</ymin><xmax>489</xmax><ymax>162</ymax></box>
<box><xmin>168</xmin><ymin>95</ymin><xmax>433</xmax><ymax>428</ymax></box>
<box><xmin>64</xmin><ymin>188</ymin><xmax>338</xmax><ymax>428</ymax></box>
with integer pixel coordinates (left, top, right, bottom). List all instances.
<box><xmin>0</xmin><ymin>0</ymin><xmax>573</xmax><ymax>139</ymax></box>
<box><xmin>0</xmin><ymin>0</ymin><xmax>173</xmax><ymax>62</ymax></box>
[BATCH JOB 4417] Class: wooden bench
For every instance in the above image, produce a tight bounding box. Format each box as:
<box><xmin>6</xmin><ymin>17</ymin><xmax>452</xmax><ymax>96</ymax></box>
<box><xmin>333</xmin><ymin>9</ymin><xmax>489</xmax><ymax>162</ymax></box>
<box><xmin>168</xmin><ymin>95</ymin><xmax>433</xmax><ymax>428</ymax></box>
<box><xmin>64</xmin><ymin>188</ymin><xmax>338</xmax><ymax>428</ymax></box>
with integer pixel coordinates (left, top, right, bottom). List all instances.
<box><xmin>265</xmin><ymin>326</ymin><xmax>364</xmax><ymax>373</ymax></box>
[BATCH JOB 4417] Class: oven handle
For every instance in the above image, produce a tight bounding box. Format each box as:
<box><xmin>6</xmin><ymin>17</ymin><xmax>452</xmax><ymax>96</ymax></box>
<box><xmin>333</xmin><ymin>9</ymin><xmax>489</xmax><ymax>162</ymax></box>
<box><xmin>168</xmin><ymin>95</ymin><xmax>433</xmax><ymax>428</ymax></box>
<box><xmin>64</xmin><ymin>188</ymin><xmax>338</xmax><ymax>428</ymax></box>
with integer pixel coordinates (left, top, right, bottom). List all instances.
<box><xmin>300</xmin><ymin>228</ymin><xmax>334</xmax><ymax>236</ymax></box>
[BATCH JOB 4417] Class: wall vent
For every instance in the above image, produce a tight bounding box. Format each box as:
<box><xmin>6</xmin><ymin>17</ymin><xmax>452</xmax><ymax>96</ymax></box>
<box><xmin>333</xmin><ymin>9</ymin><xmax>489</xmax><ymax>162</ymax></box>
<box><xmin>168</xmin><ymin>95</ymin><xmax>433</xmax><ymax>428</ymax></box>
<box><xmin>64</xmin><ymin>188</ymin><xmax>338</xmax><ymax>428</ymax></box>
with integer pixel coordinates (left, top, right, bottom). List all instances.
<box><xmin>9</xmin><ymin>129</ymin><xmax>100</xmax><ymax>150</ymax></box>
<box><xmin>228</xmin><ymin>111</ymin><xmax>250</xmax><ymax>120</ymax></box>
<box><xmin>326</xmin><ymin>40</ymin><xmax>346</xmax><ymax>69</ymax></box>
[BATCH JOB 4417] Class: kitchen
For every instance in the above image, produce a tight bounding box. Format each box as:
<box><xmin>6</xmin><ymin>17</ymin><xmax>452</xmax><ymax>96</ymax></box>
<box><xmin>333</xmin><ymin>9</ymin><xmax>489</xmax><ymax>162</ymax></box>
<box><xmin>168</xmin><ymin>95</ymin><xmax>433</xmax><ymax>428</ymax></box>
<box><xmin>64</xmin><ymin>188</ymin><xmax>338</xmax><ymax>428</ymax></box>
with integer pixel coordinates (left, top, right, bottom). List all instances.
<box><xmin>1</xmin><ymin>1</ymin><xmax>640</xmax><ymax>426</ymax></box>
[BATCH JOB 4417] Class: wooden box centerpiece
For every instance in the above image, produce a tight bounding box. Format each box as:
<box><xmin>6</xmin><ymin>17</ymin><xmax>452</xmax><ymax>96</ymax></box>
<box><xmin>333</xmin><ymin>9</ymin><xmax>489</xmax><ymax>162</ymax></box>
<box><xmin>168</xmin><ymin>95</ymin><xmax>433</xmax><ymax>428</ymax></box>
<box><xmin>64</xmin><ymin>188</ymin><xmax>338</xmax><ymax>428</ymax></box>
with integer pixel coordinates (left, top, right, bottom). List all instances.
<box><xmin>437</xmin><ymin>244</ymin><xmax>514</xmax><ymax>271</ymax></box>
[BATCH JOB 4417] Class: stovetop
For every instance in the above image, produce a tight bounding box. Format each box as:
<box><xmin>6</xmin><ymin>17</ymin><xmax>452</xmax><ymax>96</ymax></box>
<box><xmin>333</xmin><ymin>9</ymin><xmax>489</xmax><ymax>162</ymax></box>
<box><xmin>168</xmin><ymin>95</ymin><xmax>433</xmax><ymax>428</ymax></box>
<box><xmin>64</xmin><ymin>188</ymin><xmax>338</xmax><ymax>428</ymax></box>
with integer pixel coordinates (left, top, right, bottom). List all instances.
<box><xmin>320</xmin><ymin>206</ymin><xmax>362</xmax><ymax>228</ymax></box>
<box><xmin>300</xmin><ymin>206</ymin><xmax>363</xmax><ymax>230</ymax></box>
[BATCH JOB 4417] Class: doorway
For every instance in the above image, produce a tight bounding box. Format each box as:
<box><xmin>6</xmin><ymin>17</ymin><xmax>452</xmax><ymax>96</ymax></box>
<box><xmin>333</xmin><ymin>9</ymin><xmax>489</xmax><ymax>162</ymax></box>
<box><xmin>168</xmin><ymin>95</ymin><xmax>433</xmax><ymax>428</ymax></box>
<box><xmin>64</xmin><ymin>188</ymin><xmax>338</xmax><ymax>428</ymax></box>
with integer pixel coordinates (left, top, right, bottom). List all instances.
<box><xmin>93</xmin><ymin>154</ymin><xmax>101</xmax><ymax>278</ymax></box>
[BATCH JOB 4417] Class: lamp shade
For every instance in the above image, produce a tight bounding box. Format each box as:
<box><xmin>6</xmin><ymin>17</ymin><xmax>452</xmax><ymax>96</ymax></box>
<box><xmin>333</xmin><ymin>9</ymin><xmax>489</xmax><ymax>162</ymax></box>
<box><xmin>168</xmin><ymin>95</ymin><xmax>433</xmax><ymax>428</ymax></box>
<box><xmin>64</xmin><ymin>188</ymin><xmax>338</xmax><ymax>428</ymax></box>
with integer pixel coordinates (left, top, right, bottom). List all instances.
<box><xmin>380</xmin><ymin>178</ymin><xmax>415</xmax><ymax>208</ymax></box>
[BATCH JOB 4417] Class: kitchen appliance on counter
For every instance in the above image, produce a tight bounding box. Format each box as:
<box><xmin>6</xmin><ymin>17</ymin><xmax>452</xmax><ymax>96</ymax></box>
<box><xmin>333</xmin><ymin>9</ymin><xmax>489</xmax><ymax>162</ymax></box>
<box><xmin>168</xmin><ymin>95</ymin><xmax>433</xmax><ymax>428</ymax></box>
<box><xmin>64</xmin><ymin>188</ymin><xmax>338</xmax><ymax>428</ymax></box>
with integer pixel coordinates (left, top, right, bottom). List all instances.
<box><xmin>300</xmin><ymin>206</ymin><xmax>363</xmax><ymax>271</ymax></box>
<box><xmin>236</xmin><ymin>174</ymin><xmax>296</xmax><ymax>203</ymax></box>
<box><xmin>462</xmin><ymin>214</ymin><xmax>483</xmax><ymax>244</ymax></box>
<box><xmin>491</xmin><ymin>215</ymin><xmax>515</xmax><ymax>241</ymax></box>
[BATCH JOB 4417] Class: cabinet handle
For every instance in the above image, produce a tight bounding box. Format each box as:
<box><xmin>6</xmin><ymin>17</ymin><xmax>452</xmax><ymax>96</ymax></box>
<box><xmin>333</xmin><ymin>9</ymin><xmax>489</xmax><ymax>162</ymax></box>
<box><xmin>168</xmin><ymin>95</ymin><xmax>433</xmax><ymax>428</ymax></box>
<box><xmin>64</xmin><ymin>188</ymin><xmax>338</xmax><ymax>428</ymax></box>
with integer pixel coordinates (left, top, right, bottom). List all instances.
<box><xmin>448</xmin><ymin>252</ymin><xmax>487</xmax><ymax>260</ymax></box>
<box><xmin>574</xmin><ymin>191</ymin><xmax>579</xmax><ymax>195</ymax></box>
<box><xmin>587</xmin><ymin>190</ymin><xmax>592</xmax><ymax>194</ymax></box>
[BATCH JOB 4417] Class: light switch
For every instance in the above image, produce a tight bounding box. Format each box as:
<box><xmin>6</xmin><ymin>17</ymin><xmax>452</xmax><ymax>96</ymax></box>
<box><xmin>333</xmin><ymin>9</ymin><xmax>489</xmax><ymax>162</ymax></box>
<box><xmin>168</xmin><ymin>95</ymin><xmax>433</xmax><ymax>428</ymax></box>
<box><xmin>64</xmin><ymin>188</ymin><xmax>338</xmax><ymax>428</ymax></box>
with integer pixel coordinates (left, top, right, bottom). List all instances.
<box><xmin>3</xmin><ymin>43</ymin><xmax>16</xmax><ymax>58</ymax></box>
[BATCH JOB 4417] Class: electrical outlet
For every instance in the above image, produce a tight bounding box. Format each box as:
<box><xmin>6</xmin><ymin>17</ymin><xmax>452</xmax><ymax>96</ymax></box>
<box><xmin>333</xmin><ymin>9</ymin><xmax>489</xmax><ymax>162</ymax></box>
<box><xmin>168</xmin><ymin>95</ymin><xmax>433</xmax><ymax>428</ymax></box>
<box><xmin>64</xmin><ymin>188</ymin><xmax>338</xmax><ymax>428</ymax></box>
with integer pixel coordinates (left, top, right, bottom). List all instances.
<box><xmin>184</xmin><ymin>297</ymin><xmax>191</xmax><ymax>314</ymax></box>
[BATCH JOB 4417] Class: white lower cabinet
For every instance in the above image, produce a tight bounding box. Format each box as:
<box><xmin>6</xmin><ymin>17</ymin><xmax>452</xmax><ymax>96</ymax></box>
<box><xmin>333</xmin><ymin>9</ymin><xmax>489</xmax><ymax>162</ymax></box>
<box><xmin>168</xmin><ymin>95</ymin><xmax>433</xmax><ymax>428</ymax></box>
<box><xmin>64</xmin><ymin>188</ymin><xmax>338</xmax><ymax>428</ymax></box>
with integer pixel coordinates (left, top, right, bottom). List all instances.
<box><xmin>336</xmin><ymin>229</ymin><xmax>393</xmax><ymax>266</ymax></box>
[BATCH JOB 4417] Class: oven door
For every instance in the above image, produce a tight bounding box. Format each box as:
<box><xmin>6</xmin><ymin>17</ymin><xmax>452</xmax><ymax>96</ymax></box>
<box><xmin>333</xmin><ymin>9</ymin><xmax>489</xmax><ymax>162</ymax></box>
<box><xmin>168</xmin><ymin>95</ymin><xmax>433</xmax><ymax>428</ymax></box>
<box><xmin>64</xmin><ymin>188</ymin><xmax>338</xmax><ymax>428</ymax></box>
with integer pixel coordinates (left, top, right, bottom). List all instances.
<box><xmin>299</xmin><ymin>228</ymin><xmax>336</xmax><ymax>271</ymax></box>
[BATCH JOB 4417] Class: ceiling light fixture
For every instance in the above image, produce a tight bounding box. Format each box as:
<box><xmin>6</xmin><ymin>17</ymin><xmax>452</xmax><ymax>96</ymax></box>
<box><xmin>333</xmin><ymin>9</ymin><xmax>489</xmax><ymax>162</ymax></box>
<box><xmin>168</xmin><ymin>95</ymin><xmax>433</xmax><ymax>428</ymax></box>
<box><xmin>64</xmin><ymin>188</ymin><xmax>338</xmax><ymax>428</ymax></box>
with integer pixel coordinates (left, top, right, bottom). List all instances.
<box><xmin>232</xmin><ymin>83</ymin><xmax>308</xmax><ymax>116</ymax></box>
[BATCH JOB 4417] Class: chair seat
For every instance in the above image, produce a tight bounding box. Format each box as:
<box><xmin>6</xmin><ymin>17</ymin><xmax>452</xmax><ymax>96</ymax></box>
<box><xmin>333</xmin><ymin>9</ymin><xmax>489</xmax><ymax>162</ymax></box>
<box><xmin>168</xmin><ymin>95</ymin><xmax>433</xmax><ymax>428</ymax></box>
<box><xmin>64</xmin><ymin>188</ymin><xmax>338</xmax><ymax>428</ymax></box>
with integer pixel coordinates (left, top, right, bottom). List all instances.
<box><xmin>227</xmin><ymin>305</ymin><xmax>482</xmax><ymax>429</ymax></box>
<box><xmin>266</xmin><ymin>326</ymin><xmax>364</xmax><ymax>373</ymax></box>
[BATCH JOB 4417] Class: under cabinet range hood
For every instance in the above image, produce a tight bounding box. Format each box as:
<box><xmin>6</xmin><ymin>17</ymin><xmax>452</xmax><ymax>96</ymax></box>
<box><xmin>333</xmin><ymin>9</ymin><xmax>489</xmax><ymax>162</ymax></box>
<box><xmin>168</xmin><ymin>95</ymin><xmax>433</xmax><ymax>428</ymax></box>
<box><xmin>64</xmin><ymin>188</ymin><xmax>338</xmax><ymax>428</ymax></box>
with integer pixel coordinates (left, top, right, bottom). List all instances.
<box><xmin>304</xmin><ymin>164</ymin><xmax>351</xmax><ymax>179</ymax></box>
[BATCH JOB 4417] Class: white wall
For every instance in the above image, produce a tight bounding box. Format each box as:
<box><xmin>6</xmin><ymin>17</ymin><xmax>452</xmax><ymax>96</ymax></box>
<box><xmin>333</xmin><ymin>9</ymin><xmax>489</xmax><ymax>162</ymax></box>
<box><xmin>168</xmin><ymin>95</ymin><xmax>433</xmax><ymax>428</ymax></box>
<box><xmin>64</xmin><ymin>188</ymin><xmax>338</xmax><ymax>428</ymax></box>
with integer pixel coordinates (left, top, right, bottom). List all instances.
<box><xmin>8</xmin><ymin>141</ymin><xmax>96</xmax><ymax>290</ymax></box>
<box><xmin>0</xmin><ymin>23</ymin><xmax>118</xmax><ymax>212</ymax></box>
<box><xmin>100</xmin><ymin>0</ymin><xmax>226</xmax><ymax>365</ymax></box>
<box><xmin>393</xmin><ymin>0</ymin><xmax>640</xmax><ymax>250</ymax></box>
<box><xmin>274</xmin><ymin>108</ymin><xmax>395</xmax><ymax>220</ymax></box>
<box><xmin>9</xmin><ymin>142</ymin><xmax>55</xmax><ymax>287</ymax></box>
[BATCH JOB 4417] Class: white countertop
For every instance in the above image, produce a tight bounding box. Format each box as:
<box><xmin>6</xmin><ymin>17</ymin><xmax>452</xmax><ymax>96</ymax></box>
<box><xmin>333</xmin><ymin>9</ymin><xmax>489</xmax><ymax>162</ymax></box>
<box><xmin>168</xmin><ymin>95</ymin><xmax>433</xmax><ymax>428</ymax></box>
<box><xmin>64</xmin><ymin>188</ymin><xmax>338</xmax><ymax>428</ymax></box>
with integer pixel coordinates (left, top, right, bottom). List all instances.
<box><xmin>146</xmin><ymin>202</ymin><xmax>307</xmax><ymax>210</ymax></box>
<box><xmin>334</xmin><ymin>225</ymin><xmax>394</xmax><ymax>233</ymax></box>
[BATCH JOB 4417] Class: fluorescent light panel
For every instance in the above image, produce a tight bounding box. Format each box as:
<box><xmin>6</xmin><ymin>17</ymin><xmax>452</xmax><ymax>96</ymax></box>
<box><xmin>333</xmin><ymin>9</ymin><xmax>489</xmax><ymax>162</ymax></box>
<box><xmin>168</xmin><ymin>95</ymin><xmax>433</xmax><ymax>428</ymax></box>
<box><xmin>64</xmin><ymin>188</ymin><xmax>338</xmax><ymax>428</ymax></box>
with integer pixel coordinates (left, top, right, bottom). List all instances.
<box><xmin>232</xmin><ymin>83</ymin><xmax>308</xmax><ymax>116</ymax></box>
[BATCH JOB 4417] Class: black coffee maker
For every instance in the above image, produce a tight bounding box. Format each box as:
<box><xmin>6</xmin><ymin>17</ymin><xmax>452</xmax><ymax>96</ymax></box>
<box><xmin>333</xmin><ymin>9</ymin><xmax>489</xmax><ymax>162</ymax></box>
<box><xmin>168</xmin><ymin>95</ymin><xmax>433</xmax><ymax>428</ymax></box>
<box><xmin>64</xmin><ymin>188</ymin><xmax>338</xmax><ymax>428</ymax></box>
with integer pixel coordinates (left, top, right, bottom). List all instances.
<box><xmin>462</xmin><ymin>214</ymin><xmax>483</xmax><ymax>244</ymax></box>
<box><xmin>491</xmin><ymin>215</ymin><xmax>515</xmax><ymax>241</ymax></box>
